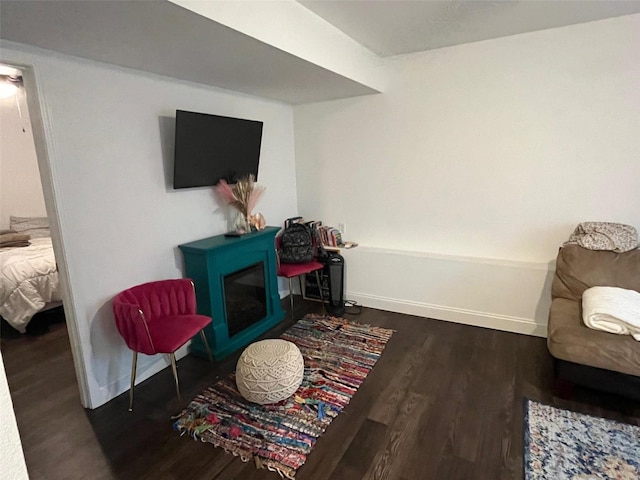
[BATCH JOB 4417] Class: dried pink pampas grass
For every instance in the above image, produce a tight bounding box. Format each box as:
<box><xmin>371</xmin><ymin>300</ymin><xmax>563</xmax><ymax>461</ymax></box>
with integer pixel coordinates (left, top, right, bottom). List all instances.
<box><xmin>246</xmin><ymin>184</ymin><xmax>265</xmax><ymax>215</ymax></box>
<box><xmin>214</xmin><ymin>179</ymin><xmax>237</xmax><ymax>204</ymax></box>
<box><xmin>213</xmin><ymin>175</ymin><xmax>265</xmax><ymax>229</ymax></box>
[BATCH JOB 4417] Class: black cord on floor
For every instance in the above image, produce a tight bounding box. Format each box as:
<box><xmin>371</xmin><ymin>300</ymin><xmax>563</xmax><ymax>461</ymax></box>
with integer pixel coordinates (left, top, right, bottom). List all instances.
<box><xmin>343</xmin><ymin>299</ymin><xmax>362</xmax><ymax>316</ymax></box>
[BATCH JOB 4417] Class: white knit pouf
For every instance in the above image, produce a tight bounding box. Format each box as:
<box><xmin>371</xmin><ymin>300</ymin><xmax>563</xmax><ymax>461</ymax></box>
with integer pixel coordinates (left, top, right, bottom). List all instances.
<box><xmin>235</xmin><ymin>339</ymin><xmax>304</xmax><ymax>405</ymax></box>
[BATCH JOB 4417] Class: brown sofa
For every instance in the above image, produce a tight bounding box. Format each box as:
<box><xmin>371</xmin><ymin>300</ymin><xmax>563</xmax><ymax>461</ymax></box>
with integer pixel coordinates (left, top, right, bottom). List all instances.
<box><xmin>547</xmin><ymin>244</ymin><xmax>640</xmax><ymax>398</ymax></box>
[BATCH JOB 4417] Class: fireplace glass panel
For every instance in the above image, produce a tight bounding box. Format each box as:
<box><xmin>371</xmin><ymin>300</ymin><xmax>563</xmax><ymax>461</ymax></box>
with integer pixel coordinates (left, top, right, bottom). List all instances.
<box><xmin>224</xmin><ymin>262</ymin><xmax>267</xmax><ymax>338</ymax></box>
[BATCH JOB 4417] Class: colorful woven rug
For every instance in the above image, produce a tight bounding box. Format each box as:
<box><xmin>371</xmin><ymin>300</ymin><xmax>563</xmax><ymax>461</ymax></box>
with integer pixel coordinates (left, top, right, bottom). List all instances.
<box><xmin>174</xmin><ymin>315</ymin><xmax>394</xmax><ymax>478</ymax></box>
<box><xmin>525</xmin><ymin>399</ymin><xmax>640</xmax><ymax>479</ymax></box>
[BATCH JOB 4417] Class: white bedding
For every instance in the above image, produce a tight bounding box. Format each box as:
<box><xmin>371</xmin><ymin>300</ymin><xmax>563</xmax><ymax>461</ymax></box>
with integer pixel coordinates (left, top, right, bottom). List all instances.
<box><xmin>0</xmin><ymin>237</ymin><xmax>61</xmax><ymax>333</ymax></box>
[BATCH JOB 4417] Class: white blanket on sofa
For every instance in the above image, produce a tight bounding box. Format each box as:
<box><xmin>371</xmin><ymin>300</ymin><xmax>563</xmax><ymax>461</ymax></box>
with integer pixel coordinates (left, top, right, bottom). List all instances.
<box><xmin>582</xmin><ymin>286</ymin><xmax>640</xmax><ymax>341</ymax></box>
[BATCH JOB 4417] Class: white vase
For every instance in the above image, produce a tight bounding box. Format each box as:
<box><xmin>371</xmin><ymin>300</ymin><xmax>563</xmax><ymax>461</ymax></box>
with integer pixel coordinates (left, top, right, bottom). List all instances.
<box><xmin>233</xmin><ymin>211</ymin><xmax>252</xmax><ymax>233</ymax></box>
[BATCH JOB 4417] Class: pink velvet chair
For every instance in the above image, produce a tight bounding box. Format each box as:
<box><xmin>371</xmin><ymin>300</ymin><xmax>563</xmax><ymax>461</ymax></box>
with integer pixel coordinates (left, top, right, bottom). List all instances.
<box><xmin>112</xmin><ymin>278</ymin><xmax>213</xmax><ymax>411</ymax></box>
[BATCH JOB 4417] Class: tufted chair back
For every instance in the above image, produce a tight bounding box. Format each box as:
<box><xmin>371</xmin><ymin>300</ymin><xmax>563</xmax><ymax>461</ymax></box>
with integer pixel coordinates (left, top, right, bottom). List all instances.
<box><xmin>112</xmin><ymin>278</ymin><xmax>197</xmax><ymax>355</ymax></box>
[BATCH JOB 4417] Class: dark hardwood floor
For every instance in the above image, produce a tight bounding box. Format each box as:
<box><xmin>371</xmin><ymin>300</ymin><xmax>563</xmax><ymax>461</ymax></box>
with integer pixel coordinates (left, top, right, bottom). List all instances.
<box><xmin>2</xmin><ymin>300</ymin><xmax>639</xmax><ymax>480</ymax></box>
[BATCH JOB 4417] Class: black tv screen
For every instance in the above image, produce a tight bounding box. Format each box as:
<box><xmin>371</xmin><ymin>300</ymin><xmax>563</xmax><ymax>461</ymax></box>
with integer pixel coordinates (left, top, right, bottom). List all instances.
<box><xmin>173</xmin><ymin>110</ymin><xmax>263</xmax><ymax>189</ymax></box>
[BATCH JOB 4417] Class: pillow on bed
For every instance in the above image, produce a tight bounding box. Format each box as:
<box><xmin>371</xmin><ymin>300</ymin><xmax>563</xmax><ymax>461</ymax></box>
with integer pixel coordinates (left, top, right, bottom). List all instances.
<box><xmin>10</xmin><ymin>216</ymin><xmax>51</xmax><ymax>238</ymax></box>
<box><xmin>0</xmin><ymin>232</ymin><xmax>31</xmax><ymax>248</ymax></box>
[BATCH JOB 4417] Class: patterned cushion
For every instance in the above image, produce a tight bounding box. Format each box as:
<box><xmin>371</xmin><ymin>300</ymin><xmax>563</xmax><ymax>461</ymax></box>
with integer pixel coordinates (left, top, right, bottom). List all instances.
<box><xmin>235</xmin><ymin>339</ymin><xmax>304</xmax><ymax>405</ymax></box>
<box><xmin>564</xmin><ymin>222</ymin><xmax>638</xmax><ymax>253</ymax></box>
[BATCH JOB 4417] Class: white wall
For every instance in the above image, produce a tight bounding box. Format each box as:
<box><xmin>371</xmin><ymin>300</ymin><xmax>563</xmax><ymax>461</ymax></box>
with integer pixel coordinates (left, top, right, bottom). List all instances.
<box><xmin>294</xmin><ymin>15</ymin><xmax>640</xmax><ymax>335</ymax></box>
<box><xmin>1</xmin><ymin>41</ymin><xmax>299</xmax><ymax>408</ymax></box>
<box><xmin>0</xmin><ymin>83</ymin><xmax>47</xmax><ymax>230</ymax></box>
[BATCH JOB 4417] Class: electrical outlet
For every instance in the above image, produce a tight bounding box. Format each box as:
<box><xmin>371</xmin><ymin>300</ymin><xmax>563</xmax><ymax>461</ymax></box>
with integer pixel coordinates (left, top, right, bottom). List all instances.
<box><xmin>338</xmin><ymin>222</ymin><xmax>346</xmax><ymax>235</ymax></box>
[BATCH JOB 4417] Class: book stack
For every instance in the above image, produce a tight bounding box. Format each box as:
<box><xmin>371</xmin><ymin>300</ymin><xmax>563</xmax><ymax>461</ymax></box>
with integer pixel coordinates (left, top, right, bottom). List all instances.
<box><xmin>305</xmin><ymin>221</ymin><xmax>343</xmax><ymax>248</ymax></box>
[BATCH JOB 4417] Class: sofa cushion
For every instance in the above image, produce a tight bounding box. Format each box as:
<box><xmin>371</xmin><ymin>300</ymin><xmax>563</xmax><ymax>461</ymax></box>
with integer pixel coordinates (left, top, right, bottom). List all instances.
<box><xmin>551</xmin><ymin>244</ymin><xmax>640</xmax><ymax>302</ymax></box>
<box><xmin>548</xmin><ymin>297</ymin><xmax>640</xmax><ymax>377</ymax></box>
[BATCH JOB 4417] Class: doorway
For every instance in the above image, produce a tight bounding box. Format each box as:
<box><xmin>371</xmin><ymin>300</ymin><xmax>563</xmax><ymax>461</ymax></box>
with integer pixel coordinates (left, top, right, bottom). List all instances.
<box><xmin>0</xmin><ymin>61</ymin><xmax>90</xmax><ymax>407</ymax></box>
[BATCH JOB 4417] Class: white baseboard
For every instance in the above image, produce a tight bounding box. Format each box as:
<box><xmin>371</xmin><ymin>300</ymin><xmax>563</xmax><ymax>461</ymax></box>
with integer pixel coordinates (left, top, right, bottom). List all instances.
<box><xmin>342</xmin><ymin>246</ymin><xmax>553</xmax><ymax>339</ymax></box>
<box><xmin>347</xmin><ymin>291</ymin><xmax>547</xmax><ymax>337</ymax></box>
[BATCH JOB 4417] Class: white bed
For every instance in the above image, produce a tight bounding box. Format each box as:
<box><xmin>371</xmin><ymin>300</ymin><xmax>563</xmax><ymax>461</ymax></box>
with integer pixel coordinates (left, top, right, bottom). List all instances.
<box><xmin>0</xmin><ymin>237</ymin><xmax>62</xmax><ymax>333</ymax></box>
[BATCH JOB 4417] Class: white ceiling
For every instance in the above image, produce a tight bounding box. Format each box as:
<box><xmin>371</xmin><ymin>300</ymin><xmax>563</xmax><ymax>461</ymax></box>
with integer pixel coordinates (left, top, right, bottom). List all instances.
<box><xmin>299</xmin><ymin>0</ymin><xmax>640</xmax><ymax>57</ymax></box>
<box><xmin>1</xmin><ymin>1</ymin><xmax>639</xmax><ymax>104</ymax></box>
<box><xmin>0</xmin><ymin>0</ymin><xmax>378</xmax><ymax>104</ymax></box>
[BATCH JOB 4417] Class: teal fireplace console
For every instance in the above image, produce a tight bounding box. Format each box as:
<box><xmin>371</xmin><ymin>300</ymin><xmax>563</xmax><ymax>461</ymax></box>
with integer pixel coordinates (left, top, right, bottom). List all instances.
<box><xmin>178</xmin><ymin>226</ymin><xmax>285</xmax><ymax>360</ymax></box>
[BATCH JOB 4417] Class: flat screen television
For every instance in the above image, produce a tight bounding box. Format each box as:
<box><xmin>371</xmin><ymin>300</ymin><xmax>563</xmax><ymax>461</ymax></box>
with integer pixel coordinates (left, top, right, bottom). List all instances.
<box><xmin>173</xmin><ymin>110</ymin><xmax>263</xmax><ymax>189</ymax></box>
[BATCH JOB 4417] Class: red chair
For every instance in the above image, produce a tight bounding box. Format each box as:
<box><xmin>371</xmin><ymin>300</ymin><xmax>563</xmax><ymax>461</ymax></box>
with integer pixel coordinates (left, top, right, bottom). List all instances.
<box><xmin>276</xmin><ymin>237</ymin><xmax>325</xmax><ymax>320</ymax></box>
<box><xmin>112</xmin><ymin>278</ymin><xmax>213</xmax><ymax>411</ymax></box>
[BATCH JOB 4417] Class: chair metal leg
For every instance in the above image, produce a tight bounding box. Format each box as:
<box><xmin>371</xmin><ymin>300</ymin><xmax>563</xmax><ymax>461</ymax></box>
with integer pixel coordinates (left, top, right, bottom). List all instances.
<box><xmin>288</xmin><ymin>277</ymin><xmax>294</xmax><ymax>321</ymax></box>
<box><xmin>298</xmin><ymin>275</ymin><xmax>304</xmax><ymax>319</ymax></box>
<box><xmin>315</xmin><ymin>270</ymin><xmax>326</xmax><ymax>315</ymax></box>
<box><xmin>129</xmin><ymin>351</ymin><xmax>138</xmax><ymax>412</ymax></box>
<box><xmin>200</xmin><ymin>330</ymin><xmax>214</xmax><ymax>365</ymax></box>
<box><xmin>169</xmin><ymin>353</ymin><xmax>181</xmax><ymax>403</ymax></box>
